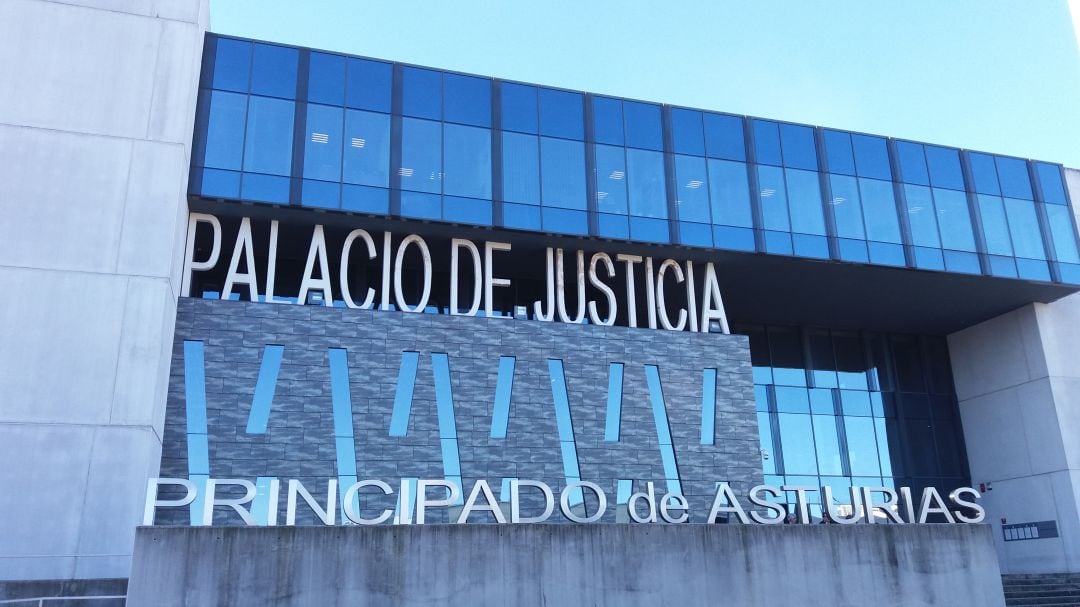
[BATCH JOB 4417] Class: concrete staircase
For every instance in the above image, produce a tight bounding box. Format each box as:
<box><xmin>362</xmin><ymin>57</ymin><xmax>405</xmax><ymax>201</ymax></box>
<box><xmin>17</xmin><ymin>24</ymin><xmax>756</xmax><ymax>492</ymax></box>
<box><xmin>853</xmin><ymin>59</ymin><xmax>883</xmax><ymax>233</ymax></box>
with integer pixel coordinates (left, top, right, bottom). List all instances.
<box><xmin>1003</xmin><ymin>573</ymin><xmax>1080</xmax><ymax>606</ymax></box>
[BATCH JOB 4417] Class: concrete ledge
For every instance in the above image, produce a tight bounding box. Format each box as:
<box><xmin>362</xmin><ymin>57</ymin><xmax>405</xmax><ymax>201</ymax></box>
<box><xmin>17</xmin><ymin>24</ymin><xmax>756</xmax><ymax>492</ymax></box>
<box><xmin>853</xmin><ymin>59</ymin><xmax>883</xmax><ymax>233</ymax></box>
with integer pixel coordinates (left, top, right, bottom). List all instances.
<box><xmin>128</xmin><ymin>524</ymin><xmax>1005</xmax><ymax>606</ymax></box>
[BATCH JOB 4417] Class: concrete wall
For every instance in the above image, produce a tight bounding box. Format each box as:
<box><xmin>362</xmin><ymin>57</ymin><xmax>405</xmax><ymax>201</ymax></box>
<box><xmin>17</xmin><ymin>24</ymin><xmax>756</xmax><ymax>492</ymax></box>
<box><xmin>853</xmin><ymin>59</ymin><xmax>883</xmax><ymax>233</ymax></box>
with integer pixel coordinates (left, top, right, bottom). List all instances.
<box><xmin>0</xmin><ymin>0</ymin><xmax>207</xmax><ymax>579</ymax></box>
<box><xmin>157</xmin><ymin>298</ymin><xmax>761</xmax><ymax>524</ymax></box>
<box><xmin>946</xmin><ymin>167</ymin><xmax>1080</xmax><ymax>573</ymax></box>
<box><xmin>128</xmin><ymin>524</ymin><xmax>1006</xmax><ymax>606</ymax></box>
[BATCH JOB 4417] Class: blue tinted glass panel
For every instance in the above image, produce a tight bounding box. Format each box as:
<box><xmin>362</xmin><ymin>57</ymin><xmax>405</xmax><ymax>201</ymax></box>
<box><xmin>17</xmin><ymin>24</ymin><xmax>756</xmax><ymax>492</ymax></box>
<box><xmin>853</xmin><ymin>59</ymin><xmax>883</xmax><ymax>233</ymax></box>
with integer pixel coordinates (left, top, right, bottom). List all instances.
<box><xmin>829</xmin><ymin>175</ymin><xmax>864</xmax><ymax>239</ymax></box>
<box><xmin>701</xmin><ymin>369</ymin><xmax>717</xmax><ymax>445</ymax></box>
<box><xmin>1036</xmin><ymin>163</ymin><xmax>1067</xmax><ymax>204</ymax></box>
<box><xmin>860</xmin><ymin>178</ymin><xmax>902</xmax><ymax>244</ymax></box>
<box><xmin>501</xmin><ymin>132</ymin><xmax>540</xmax><ymax>204</ymax></box>
<box><xmin>198</xmin><ymin>168</ymin><xmax>240</xmax><ymax>198</ymax></box>
<box><xmin>674</xmin><ymin>155</ymin><xmax>710</xmax><ymax>223</ymax></box>
<box><xmin>503</xmin><ymin>202</ymin><xmax>541</xmax><ymax>230</ymax></box>
<box><xmin>346</xmin><ymin>58</ymin><xmax>392</xmax><ymax>113</ymax></box>
<box><xmin>997</xmin><ymin>157</ymin><xmax>1033</xmax><ymax>200</ymax></box>
<box><xmin>342</xmin><ymin>185</ymin><xmax>388</xmax><ymax>214</ymax></box>
<box><xmin>308</xmin><ymin>52</ymin><xmax>345</xmax><ymax>106</ymax></box>
<box><xmin>591</xmin><ymin>97</ymin><xmax>624</xmax><ymax>146</ymax></box>
<box><xmin>852</xmin><ymin>135</ymin><xmax>891</xmax><ymax>180</ymax></box>
<box><xmin>757</xmin><ymin>165</ymin><xmax>789</xmax><ymax>231</ymax></box>
<box><xmin>708</xmin><ymin>160</ymin><xmax>753</xmax><ymax>228</ymax></box>
<box><xmin>840</xmin><ymin>390</ymin><xmax>872</xmax><ymax>416</ymax></box>
<box><xmin>895</xmin><ymin>142</ymin><xmax>929</xmax><ymax>186</ymax></box>
<box><xmin>845</xmin><ymin>416</ymin><xmax>881</xmax><ymax>476</ymax></box>
<box><xmin>211</xmin><ymin>38</ymin><xmax>251</xmax><ymax>93</ymax></box>
<box><xmin>1046</xmin><ymin>204</ymin><xmax>1080</xmax><ymax>264</ymax></box>
<box><xmin>752</xmin><ymin>120</ymin><xmax>782</xmax><ymax>166</ymax></box>
<box><xmin>680</xmin><ymin>222</ymin><xmax>712</xmax><ymax>247</ymax></box>
<box><xmin>1004</xmin><ymin>198</ymin><xmax>1046</xmax><ymax>260</ymax></box>
<box><xmin>626</xmin><ymin>148</ymin><xmax>667</xmax><ymax>218</ymax></box>
<box><xmin>343</xmin><ymin>110</ymin><xmax>391</xmax><ymax>187</ymax></box>
<box><xmin>302</xmin><ymin>178</ymin><xmax>339</xmax><ymax>209</ymax></box>
<box><xmin>977</xmin><ymin>195</ymin><xmax>1013</xmax><ymax>256</ymax></box>
<box><xmin>203</xmin><ymin>91</ymin><xmax>247</xmax><ymax>171</ymax></box>
<box><xmin>631</xmin><ymin>217</ymin><xmax>669</xmax><ymax>243</ymax></box>
<box><xmin>402</xmin><ymin>67</ymin><xmax>441</xmax><ymax>120</ymax></box>
<box><xmin>543</xmin><ymin>208</ymin><xmax>588</xmax><ymax>235</ymax></box>
<box><xmin>775</xmin><ymin>386</ymin><xmax>810</xmax><ymax>413</ymax></box>
<box><xmin>243</xmin><ymin>96</ymin><xmax>294</xmax><ymax>176</ymax></box>
<box><xmin>758</xmin><ymin>412</ymin><xmax>777</xmax><ymax>475</ymax></box>
<box><xmin>304</xmin><ymin>104</ymin><xmax>343</xmax><ymax>182</ymax></box>
<box><xmin>671</xmin><ymin>108</ymin><xmax>705</xmax><ymax>155</ymax></box>
<box><xmin>779</xmin><ymin>124</ymin><xmax>817</xmax><ymax>171</ymax></box>
<box><xmin>812</xmin><ymin>415</ymin><xmax>843</xmax><ymax>476</ymax></box>
<box><xmin>594</xmin><ymin>144</ymin><xmax>627</xmax><ymax>214</ymax></box>
<box><xmin>538</xmin><ymin>88</ymin><xmax>584</xmax><ymax>140</ymax></box>
<box><xmin>500</xmin><ymin>83</ymin><xmax>538</xmax><ymax>134</ymax></box>
<box><xmin>823</xmin><ymin>130</ymin><xmax>855</xmax><ymax>175</ymax></box>
<box><xmin>786</xmin><ymin>168</ymin><xmax>825</xmax><ymax>235</ymax></box>
<box><xmin>443</xmin><ymin>196</ymin><xmax>491</xmax><ymax>225</ymax></box>
<box><xmin>443</xmin><ymin>73</ymin><xmax>490</xmax><ymax>127</ymax></box>
<box><xmin>933</xmin><ymin>188</ymin><xmax>976</xmax><ymax>251</ymax></box>
<box><xmin>400</xmin><ymin>191</ymin><xmax>440</xmax><ymax>220</ymax></box>
<box><xmin>904</xmin><ymin>185</ymin><xmax>940</xmax><ymax>248</ymax></box>
<box><xmin>703</xmin><ymin>113</ymin><xmax>745</xmax><ymax>161</ymax></box>
<box><xmin>623</xmin><ymin>101</ymin><xmax>663</xmax><ymax>151</ymax></box>
<box><xmin>443</xmin><ymin>124</ymin><xmax>491</xmax><ymax>199</ymax></box>
<box><xmin>400</xmin><ymin>118</ymin><xmax>442</xmax><ymax>193</ymax></box>
<box><xmin>250</xmin><ymin>44</ymin><xmax>298</xmax><ymax>99</ymax></box>
<box><xmin>604</xmin><ymin>363</ymin><xmax>625</xmax><ymax>442</ymax></box>
<box><xmin>597</xmin><ymin>213</ymin><xmax>629</xmax><ymax>239</ymax></box>
<box><xmin>925</xmin><ymin>146</ymin><xmax>965</xmax><ymax>191</ymax></box>
<box><xmin>778</xmin><ymin>414</ymin><xmax>817</xmax><ymax>475</ymax></box>
<box><xmin>241</xmin><ymin>173</ymin><xmax>289</xmax><ymax>203</ymax></box>
<box><xmin>968</xmin><ymin>152</ymin><xmax>1000</xmax><ymax>195</ymax></box>
<box><xmin>540</xmin><ymin>138</ymin><xmax>586</xmax><ymax>209</ymax></box>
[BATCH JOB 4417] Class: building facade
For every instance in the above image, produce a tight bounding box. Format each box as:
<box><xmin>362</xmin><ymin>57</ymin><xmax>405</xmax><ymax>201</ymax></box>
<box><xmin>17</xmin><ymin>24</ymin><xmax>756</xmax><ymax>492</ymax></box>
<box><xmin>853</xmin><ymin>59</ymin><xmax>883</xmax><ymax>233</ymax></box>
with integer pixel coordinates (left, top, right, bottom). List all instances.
<box><xmin>2</xmin><ymin>0</ymin><xmax>1079</xmax><ymax>599</ymax></box>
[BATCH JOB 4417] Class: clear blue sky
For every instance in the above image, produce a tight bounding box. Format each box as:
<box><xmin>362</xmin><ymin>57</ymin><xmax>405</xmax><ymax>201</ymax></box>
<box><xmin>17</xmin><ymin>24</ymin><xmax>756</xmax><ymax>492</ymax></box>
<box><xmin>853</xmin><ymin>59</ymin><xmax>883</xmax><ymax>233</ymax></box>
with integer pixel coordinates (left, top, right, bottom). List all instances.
<box><xmin>210</xmin><ymin>1</ymin><xmax>1080</xmax><ymax>167</ymax></box>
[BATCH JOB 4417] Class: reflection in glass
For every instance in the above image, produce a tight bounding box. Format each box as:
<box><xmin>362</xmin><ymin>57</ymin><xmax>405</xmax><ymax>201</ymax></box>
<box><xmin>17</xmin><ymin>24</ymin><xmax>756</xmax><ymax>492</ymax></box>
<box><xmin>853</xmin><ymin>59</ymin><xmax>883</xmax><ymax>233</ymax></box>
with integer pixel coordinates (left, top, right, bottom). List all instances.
<box><xmin>243</xmin><ymin>96</ymin><xmax>294</xmax><ymax>176</ymax></box>
<box><xmin>674</xmin><ymin>155</ymin><xmax>710</xmax><ymax>223</ymax></box>
<box><xmin>594</xmin><ymin>144</ymin><xmax>628</xmax><ymax>214</ymax></box>
<box><xmin>443</xmin><ymin>124</ymin><xmax>491</xmax><ymax>199</ymax></box>
<box><xmin>627</xmin><ymin>149</ymin><xmax>667</xmax><ymax>219</ymax></box>
<box><xmin>399</xmin><ymin>118</ymin><xmax>442</xmax><ymax>194</ymax></box>
<box><xmin>540</xmin><ymin>138</ymin><xmax>586</xmax><ymax>210</ymax></box>
<box><xmin>343</xmin><ymin>110</ymin><xmax>391</xmax><ymax>187</ymax></box>
<box><xmin>502</xmin><ymin>133</ymin><xmax>540</xmax><ymax>205</ymax></box>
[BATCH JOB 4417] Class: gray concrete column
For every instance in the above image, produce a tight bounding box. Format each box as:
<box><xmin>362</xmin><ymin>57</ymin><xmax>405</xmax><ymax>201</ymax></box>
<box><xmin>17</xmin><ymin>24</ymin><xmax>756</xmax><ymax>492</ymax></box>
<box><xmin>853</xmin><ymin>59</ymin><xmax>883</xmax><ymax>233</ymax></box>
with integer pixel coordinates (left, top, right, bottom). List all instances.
<box><xmin>0</xmin><ymin>0</ymin><xmax>208</xmax><ymax>580</ymax></box>
<box><xmin>947</xmin><ymin>168</ymin><xmax>1080</xmax><ymax>574</ymax></box>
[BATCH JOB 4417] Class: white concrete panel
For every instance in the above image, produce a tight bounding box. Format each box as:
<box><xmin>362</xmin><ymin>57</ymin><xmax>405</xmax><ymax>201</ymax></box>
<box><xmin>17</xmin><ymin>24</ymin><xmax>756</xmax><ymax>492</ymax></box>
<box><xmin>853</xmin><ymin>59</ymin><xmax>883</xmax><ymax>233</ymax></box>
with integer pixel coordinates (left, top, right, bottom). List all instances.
<box><xmin>985</xmin><ymin>475</ymin><xmax>1067</xmax><ymax>574</ymax></box>
<box><xmin>0</xmin><ymin>556</ymin><xmax>75</xmax><ymax>581</ymax></box>
<box><xmin>0</xmin><ymin>423</ymin><xmax>94</xmax><ymax>579</ymax></box>
<box><xmin>0</xmin><ymin>0</ymin><xmax>160</xmax><ymax>139</ymax></box>
<box><xmin>115</xmin><ymin>140</ymin><xmax>188</xmax><ymax>280</ymax></box>
<box><xmin>37</xmin><ymin>0</ymin><xmax>203</xmax><ymax>23</ymax></box>
<box><xmin>110</xmin><ymin>277</ymin><xmax>177</xmax><ymax>434</ymax></box>
<box><xmin>1050</xmin><ymin>470</ymin><xmax>1080</xmax><ymax>572</ymax></box>
<box><xmin>0</xmin><ymin>125</ymin><xmax>132</xmax><ymax>274</ymax></box>
<box><xmin>74</xmin><ymin>426</ymin><xmax>162</xmax><ymax>579</ymax></box>
<box><xmin>0</xmin><ymin>267</ymin><xmax>127</xmax><ymax>425</ymax></box>
<box><xmin>1035</xmin><ymin>293</ymin><xmax>1080</xmax><ymax>380</ymax></box>
<box><xmin>948</xmin><ymin>306</ymin><xmax>1045</xmax><ymax>401</ymax></box>
<box><xmin>1016</xmin><ymin>378</ymin><xmax>1068</xmax><ymax>476</ymax></box>
<box><xmin>1050</xmin><ymin>376</ymin><xmax>1080</xmax><ymax>471</ymax></box>
<box><xmin>147</xmin><ymin>17</ymin><xmax>206</xmax><ymax>145</ymax></box>
<box><xmin>959</xmin><ymin>386</ymin><xmax>1031</xmax><ymax>481</ymax></box>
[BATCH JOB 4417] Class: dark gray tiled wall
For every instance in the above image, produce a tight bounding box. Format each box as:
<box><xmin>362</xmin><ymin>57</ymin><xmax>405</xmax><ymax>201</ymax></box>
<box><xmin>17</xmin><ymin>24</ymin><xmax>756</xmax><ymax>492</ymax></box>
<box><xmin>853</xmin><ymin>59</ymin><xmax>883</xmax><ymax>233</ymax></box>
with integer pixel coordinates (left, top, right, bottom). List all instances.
<box><xmin>159</xmin><ymin>298</ymin><xmax>761</xmax><ymax>524</ymax></box>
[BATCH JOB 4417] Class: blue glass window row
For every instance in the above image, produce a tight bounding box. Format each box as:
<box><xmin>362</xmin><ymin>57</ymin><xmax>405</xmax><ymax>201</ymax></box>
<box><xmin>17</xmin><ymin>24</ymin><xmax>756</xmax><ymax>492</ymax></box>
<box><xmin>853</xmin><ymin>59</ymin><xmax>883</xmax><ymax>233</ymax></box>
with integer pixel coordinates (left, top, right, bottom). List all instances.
<box><xmin>192</xmin><ymin>34</ymin><xmax>1080</xmax><ymax>285</ymax></box>
<box><xmin>737</xmin><ymin>323</ymin><xmax>967</xmax><ymax>489</ymax></box>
